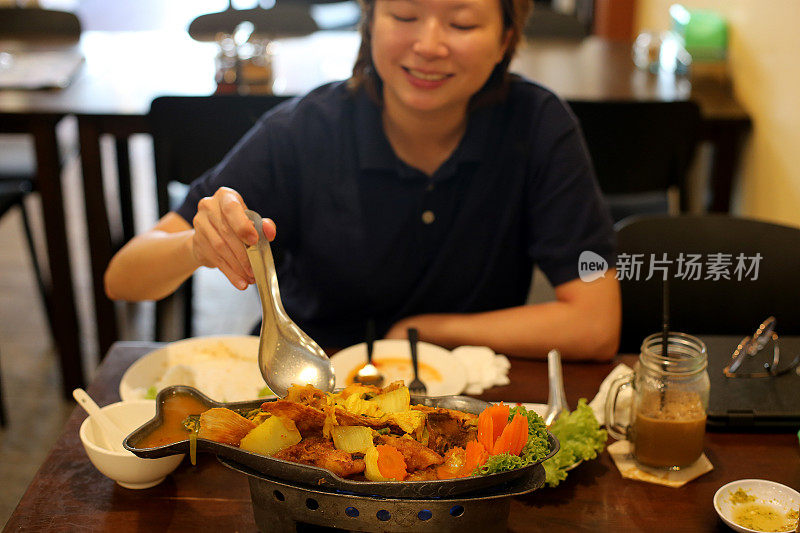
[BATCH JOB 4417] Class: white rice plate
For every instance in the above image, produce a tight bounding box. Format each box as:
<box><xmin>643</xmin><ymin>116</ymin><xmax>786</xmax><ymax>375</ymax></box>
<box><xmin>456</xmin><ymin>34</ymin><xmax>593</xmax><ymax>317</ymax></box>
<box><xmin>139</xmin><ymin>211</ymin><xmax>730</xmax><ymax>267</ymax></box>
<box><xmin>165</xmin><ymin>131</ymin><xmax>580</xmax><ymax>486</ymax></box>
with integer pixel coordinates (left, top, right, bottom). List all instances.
<box><xmin>123</xmin><ymin>337</ymin><xmax>271</xmax><ymax>402</ymax></box>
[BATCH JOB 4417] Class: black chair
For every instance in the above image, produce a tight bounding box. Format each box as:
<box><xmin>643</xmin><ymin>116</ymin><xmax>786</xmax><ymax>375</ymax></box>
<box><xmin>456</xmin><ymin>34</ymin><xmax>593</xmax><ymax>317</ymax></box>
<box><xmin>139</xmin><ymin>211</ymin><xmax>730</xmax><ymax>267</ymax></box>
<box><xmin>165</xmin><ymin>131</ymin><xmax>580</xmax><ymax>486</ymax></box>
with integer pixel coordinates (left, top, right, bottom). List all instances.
<box><xmin>148</xmin><ymin>94</ymin><xmax>292</xmax><ymax>339</ymax></box>
<box><xmin>567</xmin><ymin>100</ymin><xmax>701</xmax><ymax>222</ymax></box>
<box><xmin>615</xmin><ymin>214</ymin><xmax>800</xmax><ymax>353</ymax></box>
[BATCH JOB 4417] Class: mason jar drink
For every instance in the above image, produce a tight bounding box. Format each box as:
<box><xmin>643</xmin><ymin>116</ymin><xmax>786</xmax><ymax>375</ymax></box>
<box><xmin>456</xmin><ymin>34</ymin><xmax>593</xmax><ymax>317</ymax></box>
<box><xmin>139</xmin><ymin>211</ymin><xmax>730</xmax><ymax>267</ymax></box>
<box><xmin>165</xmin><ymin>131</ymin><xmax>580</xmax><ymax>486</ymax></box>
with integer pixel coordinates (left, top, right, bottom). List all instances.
<box><xmin>606</xmin><ymin>332</ymin><xmax>709</xmax><ymax>469</ymax></box>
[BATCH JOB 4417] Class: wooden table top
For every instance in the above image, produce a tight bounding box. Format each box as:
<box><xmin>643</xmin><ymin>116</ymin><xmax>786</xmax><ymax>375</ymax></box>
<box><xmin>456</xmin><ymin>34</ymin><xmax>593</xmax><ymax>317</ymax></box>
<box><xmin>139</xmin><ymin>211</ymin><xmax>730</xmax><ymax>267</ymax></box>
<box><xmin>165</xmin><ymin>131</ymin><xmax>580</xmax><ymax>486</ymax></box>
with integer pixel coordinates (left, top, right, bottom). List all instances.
<box><xmin>5</xmin><ymin>341</ymin><xmax>797</xmax><ymax>532</ymax></box>
<box><xmin>0</xmin><ymin>31</ymin><xmax>747</xmax><ymax>122</ymax></box>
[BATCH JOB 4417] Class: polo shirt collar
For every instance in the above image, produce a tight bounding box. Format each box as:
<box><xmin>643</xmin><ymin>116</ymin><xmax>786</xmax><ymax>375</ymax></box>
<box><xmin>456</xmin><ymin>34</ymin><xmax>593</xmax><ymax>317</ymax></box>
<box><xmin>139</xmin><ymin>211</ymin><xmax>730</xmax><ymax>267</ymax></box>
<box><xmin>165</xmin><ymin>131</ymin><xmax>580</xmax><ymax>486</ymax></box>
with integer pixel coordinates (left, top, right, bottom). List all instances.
<box><xmin>355</xmin><ymin>88</ymin><xmax>495</xmax><ymax>173</ymax></box>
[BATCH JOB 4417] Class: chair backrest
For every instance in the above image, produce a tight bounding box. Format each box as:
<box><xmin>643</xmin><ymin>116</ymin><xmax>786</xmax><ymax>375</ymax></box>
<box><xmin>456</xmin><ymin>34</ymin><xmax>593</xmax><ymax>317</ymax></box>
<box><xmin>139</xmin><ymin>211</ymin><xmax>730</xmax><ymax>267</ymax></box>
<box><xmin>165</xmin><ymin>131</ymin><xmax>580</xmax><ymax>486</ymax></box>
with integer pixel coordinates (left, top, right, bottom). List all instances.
<box><xmin>0</xmin><ymin>7</ymin><xmax>81</xmax><ymax>40</ymax></box>
<box><xmin>567</xmin><ymin>100</ymin><xmax>701</xmax><ymax>218</ymax></box>
<box><xmin>148</xmin><ymin>94</ymin><xmax>291</xmax><ymax>216</ymax></box>
<box><xmin>615</xmin><ymin>214</ymin><xmax>800</xmax><ymax>353</ymax></box>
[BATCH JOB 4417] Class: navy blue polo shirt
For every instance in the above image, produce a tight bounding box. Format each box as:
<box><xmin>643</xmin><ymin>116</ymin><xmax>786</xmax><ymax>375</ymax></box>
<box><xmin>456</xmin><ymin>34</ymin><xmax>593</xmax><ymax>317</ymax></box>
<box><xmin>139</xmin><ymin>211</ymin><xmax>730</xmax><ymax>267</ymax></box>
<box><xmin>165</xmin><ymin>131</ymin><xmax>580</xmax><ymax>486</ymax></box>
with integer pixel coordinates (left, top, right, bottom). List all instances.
<box><xmin>177</xmin><ymin>77</ymin><xmax>615</xmax><ymax>348</ymax></box>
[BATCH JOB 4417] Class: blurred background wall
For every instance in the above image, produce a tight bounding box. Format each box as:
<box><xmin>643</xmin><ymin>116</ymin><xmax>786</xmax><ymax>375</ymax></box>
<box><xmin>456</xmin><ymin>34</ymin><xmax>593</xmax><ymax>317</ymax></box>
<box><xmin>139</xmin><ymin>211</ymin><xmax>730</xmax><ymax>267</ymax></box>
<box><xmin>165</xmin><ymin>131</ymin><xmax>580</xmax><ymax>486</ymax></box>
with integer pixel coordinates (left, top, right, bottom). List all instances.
<box><xmin>636</xmin><ymin>0</ymin><xmax>800</xmax><ymax>228</ymax></box>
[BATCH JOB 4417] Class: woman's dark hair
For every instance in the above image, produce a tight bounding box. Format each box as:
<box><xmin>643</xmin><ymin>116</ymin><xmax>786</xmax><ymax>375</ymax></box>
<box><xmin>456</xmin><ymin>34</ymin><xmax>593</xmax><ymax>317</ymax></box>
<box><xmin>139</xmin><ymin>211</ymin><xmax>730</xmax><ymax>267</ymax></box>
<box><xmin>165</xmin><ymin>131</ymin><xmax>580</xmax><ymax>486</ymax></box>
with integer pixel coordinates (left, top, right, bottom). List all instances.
<box><xmin>349</xmin><ymin>0</ymin><xmax>533</xmax><ymax>109</ymax></box>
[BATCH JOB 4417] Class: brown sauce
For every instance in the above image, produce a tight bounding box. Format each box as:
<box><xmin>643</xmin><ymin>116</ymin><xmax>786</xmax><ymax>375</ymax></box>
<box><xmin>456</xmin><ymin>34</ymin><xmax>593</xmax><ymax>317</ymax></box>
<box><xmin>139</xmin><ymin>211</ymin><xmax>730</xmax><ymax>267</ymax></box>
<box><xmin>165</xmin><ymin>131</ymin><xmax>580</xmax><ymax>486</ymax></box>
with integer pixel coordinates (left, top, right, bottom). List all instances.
<box><xmin>631</xmin><ymin>390</ymin><xmax>706</xmax><ymax>468</ymax></box>
<box><xmin>733</xmin><ymin>503</ymin><xmax>797</xmax><ymax>532</ymax></box>
<box><xmin>136</xmin><ymin>394</ymin><xmax>209</xmax><ymax>448</ymax></box>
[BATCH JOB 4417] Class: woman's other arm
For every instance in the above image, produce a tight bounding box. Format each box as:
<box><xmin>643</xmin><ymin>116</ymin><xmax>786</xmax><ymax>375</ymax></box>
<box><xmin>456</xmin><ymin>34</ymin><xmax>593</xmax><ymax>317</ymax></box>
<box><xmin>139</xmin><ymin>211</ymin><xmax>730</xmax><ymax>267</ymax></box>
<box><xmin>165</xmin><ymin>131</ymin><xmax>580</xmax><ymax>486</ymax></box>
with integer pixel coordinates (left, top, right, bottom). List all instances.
<box><xmin>104</xmin><ymin>187</ymin><xmax>274</xmax><ymax>301</ymax></box>
<box><xmin>384</xmin><ymin>271</ymin><xmax>621</xmax><ymax>361</ymax></box>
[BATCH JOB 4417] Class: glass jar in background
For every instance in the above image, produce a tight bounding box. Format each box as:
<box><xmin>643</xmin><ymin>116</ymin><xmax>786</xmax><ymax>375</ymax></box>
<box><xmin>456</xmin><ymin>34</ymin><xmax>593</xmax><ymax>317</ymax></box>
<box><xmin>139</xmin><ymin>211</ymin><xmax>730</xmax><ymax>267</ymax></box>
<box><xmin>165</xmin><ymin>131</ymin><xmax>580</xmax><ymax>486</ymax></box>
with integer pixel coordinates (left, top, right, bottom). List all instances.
<box><xmin>606</xmin><ymin>332</ymin><xmax>709</xmax><ymax>469</ymax></box>
<box><xmin>214</xmin><ymin>32</ymin><xmax>239</xmax><ymax>94</ymax></box>
<box><xmin>237</xmin><ymin>38</ymin><xmax>274</xmax><ymax>94</ymax></box>
<box><xmin>214</xmin><ymin>34</ymin><xmax>275</xmax><ymax>95</ymax></box>
<box><xmin>632</xmin><ymin>30</ymin><xmax>664</xmax><ymax>73</ymax></box>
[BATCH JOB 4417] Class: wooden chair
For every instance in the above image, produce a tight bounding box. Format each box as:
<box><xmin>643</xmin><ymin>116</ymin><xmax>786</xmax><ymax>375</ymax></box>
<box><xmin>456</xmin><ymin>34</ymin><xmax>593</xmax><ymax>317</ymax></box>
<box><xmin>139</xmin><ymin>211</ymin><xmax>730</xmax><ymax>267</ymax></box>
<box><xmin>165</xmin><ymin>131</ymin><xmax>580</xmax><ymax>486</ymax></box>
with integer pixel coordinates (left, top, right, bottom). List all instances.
<box><xmin>148</xmin><ymin>94</ymin><xmax>292</xmax><ymax>339</ymax></box>
<box><xmin>567</xmin><ymin>100</ymin><xmax>701</xmax><ymax>222</ymax></box>
<box><xmin>0</xmin><ymin>8</ymin><xmax>81</xmax><ymax>353</ymax></box>
<box><xmin>615</xmin><ymin>214</ymin><xmax>800</xmax><ymax>353</ymax></box>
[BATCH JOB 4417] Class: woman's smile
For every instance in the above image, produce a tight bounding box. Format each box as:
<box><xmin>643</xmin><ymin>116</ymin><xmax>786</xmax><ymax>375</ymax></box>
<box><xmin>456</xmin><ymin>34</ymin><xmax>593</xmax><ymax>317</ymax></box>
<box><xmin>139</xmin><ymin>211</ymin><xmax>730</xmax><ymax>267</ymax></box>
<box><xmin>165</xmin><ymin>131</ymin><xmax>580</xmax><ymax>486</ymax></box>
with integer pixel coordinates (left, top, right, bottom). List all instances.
<box><xmin>403</xmin><ymin>66</ymin><xmax>454</xmax><ymax>88</ymax></box>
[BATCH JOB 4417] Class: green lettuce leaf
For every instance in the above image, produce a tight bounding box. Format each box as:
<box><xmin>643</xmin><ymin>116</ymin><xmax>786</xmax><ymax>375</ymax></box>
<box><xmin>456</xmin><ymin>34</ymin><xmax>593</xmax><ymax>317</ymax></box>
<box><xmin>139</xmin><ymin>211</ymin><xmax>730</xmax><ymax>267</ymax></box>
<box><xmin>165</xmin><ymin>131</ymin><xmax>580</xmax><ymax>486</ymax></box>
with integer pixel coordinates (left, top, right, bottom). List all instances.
<box><xmin>543</xmin><ymin>398</ymin><xmax>607</xmax><ymax>487</ymax></box>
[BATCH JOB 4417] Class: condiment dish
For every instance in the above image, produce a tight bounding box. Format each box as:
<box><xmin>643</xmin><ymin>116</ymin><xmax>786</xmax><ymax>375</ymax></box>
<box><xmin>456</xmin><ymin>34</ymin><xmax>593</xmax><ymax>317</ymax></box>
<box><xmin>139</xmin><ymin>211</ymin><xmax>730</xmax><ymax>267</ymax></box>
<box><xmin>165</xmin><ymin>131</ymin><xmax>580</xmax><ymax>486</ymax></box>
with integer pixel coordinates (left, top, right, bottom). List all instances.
<box><xmin>79</xmin><ymin>400</ymin><xmax>185</xmax><ymax>489</ymax></box>
<box><xmin>714</xmin><ymin>479</ymin><xmax>799</xmax><ymax>533</ymax></box>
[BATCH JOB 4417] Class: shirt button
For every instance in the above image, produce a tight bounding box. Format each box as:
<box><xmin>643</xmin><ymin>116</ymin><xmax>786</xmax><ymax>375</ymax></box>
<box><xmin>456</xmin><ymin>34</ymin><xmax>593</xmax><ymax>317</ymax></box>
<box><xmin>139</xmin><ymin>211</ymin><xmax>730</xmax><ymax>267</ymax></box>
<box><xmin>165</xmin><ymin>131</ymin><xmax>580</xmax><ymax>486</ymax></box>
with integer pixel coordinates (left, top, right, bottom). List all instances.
<box><xmin>426</xmin><ymin>183</ymin><xmax>435</xmax><ymax>192</ymax></box>
<box><xmin>421</xmin><ymin>210</ymin><xmax>435</xmax><ymax>224</ymax></box>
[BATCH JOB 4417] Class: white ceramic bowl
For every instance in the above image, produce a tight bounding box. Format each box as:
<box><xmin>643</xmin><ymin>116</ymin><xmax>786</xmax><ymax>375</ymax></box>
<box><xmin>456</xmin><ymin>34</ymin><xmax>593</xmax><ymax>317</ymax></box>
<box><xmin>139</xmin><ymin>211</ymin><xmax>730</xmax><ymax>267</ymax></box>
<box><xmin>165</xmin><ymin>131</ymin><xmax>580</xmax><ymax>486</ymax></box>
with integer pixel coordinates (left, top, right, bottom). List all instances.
<box><xmin>713</xmin><ymin>479</ymin><xmax>800</xmax><ymax>533</ymax></box>
<box><xmin>79</xmin><ymin>400</ymin><xmax>185</xmax><ymax>489</ymax></box>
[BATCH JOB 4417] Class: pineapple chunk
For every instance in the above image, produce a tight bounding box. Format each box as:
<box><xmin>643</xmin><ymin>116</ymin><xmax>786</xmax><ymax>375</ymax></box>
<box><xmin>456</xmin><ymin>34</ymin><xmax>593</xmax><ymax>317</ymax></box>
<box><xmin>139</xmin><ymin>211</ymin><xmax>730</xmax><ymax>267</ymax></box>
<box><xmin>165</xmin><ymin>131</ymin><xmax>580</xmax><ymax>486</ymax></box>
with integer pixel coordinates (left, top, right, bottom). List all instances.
<box><xmin>240</xmin><ymin>415</ymin><xmax>301</xmax><ymax>456</ymax></box>
<box><xmin>331</xmin><ymin>426</ymin><xmax>374</xmax><ymax>454</ymax></box>
<box><xmin>371</xmin><ymin>387</ymin><xmax>410</xmax><ymax>413</ymax></box>
<box><xmin>382</xmin><ymin>410</ymin><xmax>426</xmax><ymax>435</ymax></box>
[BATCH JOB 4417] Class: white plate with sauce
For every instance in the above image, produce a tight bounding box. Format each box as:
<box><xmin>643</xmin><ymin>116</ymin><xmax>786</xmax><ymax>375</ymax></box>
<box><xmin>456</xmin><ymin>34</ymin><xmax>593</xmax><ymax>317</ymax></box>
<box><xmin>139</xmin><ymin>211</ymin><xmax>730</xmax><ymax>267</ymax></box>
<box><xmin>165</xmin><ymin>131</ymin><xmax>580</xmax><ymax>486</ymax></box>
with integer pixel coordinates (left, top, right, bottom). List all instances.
<box><xmin>331</xmin><ymin>339</ymin><xmax>468</xmax><ymax>396</ymax></box>
<box><xmin>714</xmin><ymin>479</ymin><xmax>800</xmax><ymax>533</ymax></box>
<box><xmin>120</xmin><ymin>335</ymin><xmax>274</xmax><ymax>402</ymax></box>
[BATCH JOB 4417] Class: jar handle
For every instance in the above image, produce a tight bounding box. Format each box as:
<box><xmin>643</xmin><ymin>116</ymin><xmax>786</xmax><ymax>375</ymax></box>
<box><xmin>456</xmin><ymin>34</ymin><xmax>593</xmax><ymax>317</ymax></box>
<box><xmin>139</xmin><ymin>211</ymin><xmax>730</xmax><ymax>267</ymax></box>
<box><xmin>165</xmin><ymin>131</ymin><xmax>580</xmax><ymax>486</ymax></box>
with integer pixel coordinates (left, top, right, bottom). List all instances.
<box><xmin>605</xmin><ymin>374</ymin><xmax>632</xmax><ymax>441</ymax></box>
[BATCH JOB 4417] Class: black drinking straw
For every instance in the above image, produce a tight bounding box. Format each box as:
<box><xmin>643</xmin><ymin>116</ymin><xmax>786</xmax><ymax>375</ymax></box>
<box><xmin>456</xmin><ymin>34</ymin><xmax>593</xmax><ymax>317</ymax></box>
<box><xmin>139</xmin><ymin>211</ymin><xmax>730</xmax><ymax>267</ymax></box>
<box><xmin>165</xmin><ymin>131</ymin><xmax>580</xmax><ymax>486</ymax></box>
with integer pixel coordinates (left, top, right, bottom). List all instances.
<box><xmin>660</xmin><ymin>270</ymin><xmax>670</xmax><ymax>409</ymax></box>
<box><xmin>662</xmin><ymin>273</ymin><xmax>670</xmax><ymax>355</ymax></box>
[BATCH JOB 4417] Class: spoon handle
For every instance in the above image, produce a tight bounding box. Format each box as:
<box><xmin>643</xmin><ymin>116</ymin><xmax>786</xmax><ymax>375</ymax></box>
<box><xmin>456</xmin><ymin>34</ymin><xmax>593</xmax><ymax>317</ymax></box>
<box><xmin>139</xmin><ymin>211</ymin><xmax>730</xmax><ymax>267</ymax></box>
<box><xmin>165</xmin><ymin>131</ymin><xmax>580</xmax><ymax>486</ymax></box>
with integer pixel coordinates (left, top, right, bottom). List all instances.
<box><xmin>408</xmin><ymin>327</ymin><xmax>420</xmax><ymax>379</ymax></box>
<box><xmin>72</xmin><ymin>388</ymin><xmax>127</xmax><ymax>452</ymax></box>
<box><xmin>244</xmin><ymin>210</ymin><xmax>286</xmax><ymax>327</ymax></box>
<box><xmin>544</xmin><ymin>349</ymin><xmax>568</xmax><ymax>427</ymax></box>
<box><xmin>366</xmin><ymin>319</ymin><xmax>376</xmax><ymax>364</ymax></box>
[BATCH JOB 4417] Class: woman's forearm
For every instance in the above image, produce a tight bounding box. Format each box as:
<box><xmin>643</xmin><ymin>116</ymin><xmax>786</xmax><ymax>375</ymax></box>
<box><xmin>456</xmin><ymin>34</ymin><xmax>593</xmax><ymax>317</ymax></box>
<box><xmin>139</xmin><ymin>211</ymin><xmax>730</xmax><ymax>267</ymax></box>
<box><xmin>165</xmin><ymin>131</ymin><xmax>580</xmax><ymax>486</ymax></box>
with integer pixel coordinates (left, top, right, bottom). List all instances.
<box><xmin>104</xmin><ymin>216</ymin><xmax>201</xmax><ymax>301</ymax></box>
<box><xmin>385</xmin><ymin>275</ymin><xmax>621</xmax><ymax>361</ymax></box>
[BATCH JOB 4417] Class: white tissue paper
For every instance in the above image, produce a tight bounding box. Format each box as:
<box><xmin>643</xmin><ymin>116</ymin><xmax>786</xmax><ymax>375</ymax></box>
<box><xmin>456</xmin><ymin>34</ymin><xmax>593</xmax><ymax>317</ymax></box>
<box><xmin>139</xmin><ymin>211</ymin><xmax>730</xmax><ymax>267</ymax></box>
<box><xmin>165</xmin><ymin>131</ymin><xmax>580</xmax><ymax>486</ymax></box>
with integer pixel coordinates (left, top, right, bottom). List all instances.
<box><xmin>588</xmin><ymin>363</ymin><xmax>633</xmax><ymax>426</ymax></box>
<box><xmin>451</xmin><ymin>346</ymin><xmax>511</xmax><ymax>395</ymax></box>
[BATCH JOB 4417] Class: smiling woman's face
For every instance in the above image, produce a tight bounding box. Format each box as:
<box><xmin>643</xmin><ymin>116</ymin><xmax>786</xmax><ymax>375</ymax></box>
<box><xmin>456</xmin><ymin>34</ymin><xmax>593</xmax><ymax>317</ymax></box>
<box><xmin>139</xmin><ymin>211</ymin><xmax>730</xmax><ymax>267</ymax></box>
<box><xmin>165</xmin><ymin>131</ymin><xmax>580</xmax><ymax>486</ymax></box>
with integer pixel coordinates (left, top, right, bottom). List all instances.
<box><xmin>371</xmin><ymin>0</ymin><xmax>509</xmax><ymax>117</ymax></box>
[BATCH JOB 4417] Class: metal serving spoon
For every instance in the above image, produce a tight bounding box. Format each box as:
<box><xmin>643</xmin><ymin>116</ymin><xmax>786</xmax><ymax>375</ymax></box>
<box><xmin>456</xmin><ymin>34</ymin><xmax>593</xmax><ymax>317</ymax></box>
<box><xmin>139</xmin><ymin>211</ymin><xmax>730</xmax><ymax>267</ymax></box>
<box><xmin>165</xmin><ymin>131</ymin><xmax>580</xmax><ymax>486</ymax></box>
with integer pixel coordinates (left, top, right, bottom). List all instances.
<box><xmin>245</xmin><ymin>210</ymin><xmax>335</xmax><ymax>397</ymax></box>
<box><xmin>543</xmin><ymin>349</ymin><xmax>582</xmax><ymax>471</ymax></box>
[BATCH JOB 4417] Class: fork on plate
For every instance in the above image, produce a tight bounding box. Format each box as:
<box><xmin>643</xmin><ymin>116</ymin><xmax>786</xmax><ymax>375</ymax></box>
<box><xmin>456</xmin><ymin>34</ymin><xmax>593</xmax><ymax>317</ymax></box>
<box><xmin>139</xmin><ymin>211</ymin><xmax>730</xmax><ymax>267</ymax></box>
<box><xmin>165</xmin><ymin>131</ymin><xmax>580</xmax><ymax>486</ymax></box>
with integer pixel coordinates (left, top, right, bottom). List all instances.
<box><xmin>407</xmin><ymin>328</ymin><xmax>427</xmax><ymax>395</ymax></box>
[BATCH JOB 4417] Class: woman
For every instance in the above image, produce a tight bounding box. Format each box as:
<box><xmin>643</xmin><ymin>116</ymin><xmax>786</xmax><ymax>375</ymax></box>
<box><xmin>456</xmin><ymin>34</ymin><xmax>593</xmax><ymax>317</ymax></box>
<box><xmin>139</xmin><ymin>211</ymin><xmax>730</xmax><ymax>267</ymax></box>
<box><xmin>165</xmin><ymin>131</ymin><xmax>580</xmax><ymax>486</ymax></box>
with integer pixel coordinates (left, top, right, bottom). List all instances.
<box><xmin>105</xmin><ymin>0</ymin><xmax>621</xmax><ymax>360</ymax></box>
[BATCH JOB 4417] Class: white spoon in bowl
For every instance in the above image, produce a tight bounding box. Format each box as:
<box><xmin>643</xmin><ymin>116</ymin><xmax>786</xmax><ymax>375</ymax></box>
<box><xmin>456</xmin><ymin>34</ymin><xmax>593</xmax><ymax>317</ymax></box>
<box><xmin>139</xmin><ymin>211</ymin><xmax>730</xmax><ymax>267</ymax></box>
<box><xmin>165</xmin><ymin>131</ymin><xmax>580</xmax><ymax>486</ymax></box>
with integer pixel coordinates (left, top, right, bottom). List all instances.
<box><xmin>72</xmin><ymin>389</ymin><xmax>128</xmax><ymax>453</ymax></box>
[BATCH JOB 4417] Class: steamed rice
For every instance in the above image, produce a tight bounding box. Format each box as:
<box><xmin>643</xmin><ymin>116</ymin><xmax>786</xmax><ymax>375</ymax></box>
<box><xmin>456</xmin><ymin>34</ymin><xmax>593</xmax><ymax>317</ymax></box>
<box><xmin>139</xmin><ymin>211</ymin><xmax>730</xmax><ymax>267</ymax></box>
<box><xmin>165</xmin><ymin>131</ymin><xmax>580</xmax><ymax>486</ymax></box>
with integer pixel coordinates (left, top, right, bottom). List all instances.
<box><xmin>137</xmin><ymin>341</ymin><xmax>271</xmax><ymax>402</ymax></box>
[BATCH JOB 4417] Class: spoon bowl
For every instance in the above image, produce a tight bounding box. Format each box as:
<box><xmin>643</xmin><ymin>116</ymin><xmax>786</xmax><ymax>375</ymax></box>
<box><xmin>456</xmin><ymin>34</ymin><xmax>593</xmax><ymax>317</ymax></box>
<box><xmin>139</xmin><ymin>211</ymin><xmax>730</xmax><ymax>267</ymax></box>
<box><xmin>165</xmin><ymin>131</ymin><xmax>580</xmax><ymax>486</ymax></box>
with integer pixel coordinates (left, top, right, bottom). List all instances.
<box><xmin>245</xmin><ymin>210</ymin><xmax>335</xmax><ymax>397</ymax></box>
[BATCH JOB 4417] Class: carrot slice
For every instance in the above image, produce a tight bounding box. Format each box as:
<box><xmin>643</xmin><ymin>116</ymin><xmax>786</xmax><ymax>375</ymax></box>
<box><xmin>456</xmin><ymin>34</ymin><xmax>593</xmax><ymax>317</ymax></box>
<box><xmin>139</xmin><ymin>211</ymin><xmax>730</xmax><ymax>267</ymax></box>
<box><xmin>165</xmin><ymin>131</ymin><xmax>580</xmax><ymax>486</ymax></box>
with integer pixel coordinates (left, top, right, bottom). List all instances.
<box><xmin>511</xmin><ymin>414</ymin><xmax>529</xmax><ymax>455</ymax></box>
<box><xmin>492</xmin><ymin>413</ymin><xmax>529</xmax><ymax>456</ymax></box>
<box><xmin>477</xmin><ymin>409</ymin><xmax>494</xmax><ymax>452</ymax></box>
<box><xmin>376</xmin><ymin>444</ymin><xmax>408</xmax><ymax>481</ymax></box>
<box><xmin>478</xmin><ymin>403</ymin><xmax>510</xmax><ymax>452</ymax></box>
<box><xmin>436</xmin><ymin>446</ymin><xmax>466</xmax><ymax>479</ymax></box>
<box><xmin>460</xmin><ymin>440</ymin><xmax>489</xmax><ymax>476</ymax></box>
<box><xmin>489</xmin><ymin>403</ymin><xmax>510</xmax><ymax>444</ymax></box>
